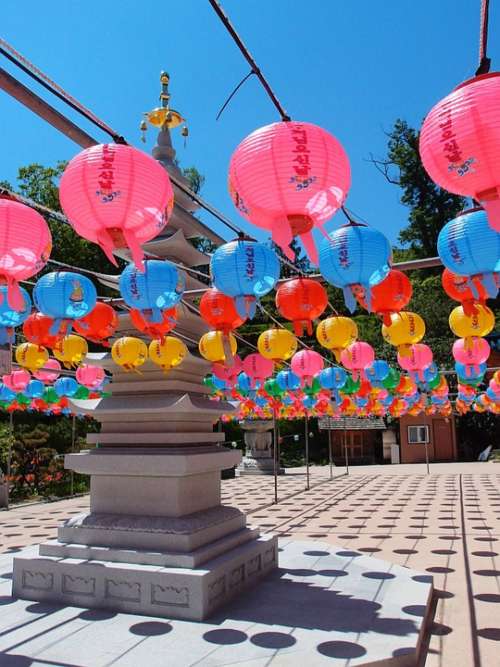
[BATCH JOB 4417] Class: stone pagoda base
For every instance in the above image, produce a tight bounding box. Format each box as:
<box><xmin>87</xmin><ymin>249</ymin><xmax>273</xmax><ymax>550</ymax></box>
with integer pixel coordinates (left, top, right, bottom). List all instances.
<box><xmin>13</xmin><ymin>445</ymin><xmax>278</xmax><ymax>620</ymax></box>
<box><xmin>237</xmin><ymin>455</ymin><xmax>285</xmax><ymax>476</ymax></box>
<box><xmin>237</xmin><ymin>419</ymin><xmax>285</xmax><ymax>476</ymax></box>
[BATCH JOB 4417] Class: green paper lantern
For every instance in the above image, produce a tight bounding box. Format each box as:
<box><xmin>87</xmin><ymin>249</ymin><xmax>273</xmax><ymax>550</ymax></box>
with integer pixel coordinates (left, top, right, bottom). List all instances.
<box><xmin>382</xmin><ymin>368</ymin><xmax>400</xmax><ymax>390</ymax></box>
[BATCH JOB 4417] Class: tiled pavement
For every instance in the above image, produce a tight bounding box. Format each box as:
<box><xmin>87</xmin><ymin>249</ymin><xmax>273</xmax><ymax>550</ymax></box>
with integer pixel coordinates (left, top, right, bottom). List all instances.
<box><xmin>0</xmin><ymin>462</ymin><xmax>499</xmax><ymax>666</ymax></box>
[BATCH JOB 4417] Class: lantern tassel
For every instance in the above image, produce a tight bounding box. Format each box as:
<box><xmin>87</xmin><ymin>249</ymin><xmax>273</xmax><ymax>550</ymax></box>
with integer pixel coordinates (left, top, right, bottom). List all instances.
<box><xmin>299</xmin><ymin>232</ymin><xmax>319</xmax><ymax>265</ymax></box>
<box><xmin>222</xmin><ymin>334</ymin><xmax>234</xmax><ymax>367</ymax></box>
<box><xmin>5</xmin><ymin>277</ymin><xmax>25</xmax><ymax>312</ymax></box>
<box><xmin>123</xmin><ymin>230</ymin><xmax>145</xmax><ymax>271</ymax></box>
<box><xmin>480</xmin><ymin>272</ymin><xmax>499</xmax><ymax>298</ymax></box>
<box><xmin>467</xmin><ymin>277</ymin><xmax>480</xmax><ymax>300</ymax></box>
<box><xmin>481</xmin><ymin>198</ymin><xmax>500</xmax><ymax>233</ymax></box>
<box><xmin>49</xmin><ymin>318</ymin><xmax>63</xmax><ymax>336</ymax></box>
<box><xmin>96</xmin><ymin>230</ymin><xmax>119</xmax><ymax>267</ymax></box>
<box><xmin>342</xmin><ymin>286</ymin><xmax>357</xmax><ymax>313</ymax></box>
<box><xmin>271</xmin><ymin>222</ymin><xmax>294</xmax><ymax>260</ymax></box>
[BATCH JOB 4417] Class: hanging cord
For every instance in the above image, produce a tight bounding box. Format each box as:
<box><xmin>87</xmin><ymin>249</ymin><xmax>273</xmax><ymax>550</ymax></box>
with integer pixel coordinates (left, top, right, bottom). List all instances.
<box><xmin>216</xmin><ymin>70</ymin><xmax>255</xmax><ymax>120</ymax></box>
<box><xmin>476</xmin><ymin>0</ymin><xmax>491</xmax><ymax>75</ymax></box>
<box><xmin>208</xmin><ymin>0</ymin><xmax>291</xmax><ymax>121</ymax></box>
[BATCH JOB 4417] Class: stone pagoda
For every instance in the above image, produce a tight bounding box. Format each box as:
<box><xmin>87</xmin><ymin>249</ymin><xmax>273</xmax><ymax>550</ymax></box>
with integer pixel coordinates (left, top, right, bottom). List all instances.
<box><xmin>13</xmin><ymin>72</ymin><xmax>277</xmax><ymax>620</ymax></box>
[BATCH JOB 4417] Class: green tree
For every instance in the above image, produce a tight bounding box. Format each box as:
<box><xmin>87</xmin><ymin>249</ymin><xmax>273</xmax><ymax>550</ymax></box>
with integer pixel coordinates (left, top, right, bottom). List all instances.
<box><xmin>371</xmin><ymin>119</ymin><xmax>467</xmax><ymax>258</ymax></box>
<box><xmin>9</xmin><ymin>424</ymin><xmax>59</xmax><ymax>497</ymax></box>
<box><xmin>182</xmin><ymin>166</ymin><xmax>205</xmax><ymax>194</ymax></box>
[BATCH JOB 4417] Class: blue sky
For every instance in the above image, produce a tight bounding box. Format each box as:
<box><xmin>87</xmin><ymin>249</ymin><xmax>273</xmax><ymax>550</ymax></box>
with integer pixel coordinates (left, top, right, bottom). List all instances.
<box><xmin>2</xmin><ymin>0</ymin><xmax>499</xmax><ymax>250</ymax></box>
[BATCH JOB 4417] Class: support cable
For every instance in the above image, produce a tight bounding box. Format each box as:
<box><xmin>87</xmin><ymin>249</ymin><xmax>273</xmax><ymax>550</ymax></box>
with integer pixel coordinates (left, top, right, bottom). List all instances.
<box><xmin>207</xmin><ymin>0</ymin><xmax>290</xmax><ymax>121</ymax></box>
<box><xmin>476</xmin><ymin>0</ymin><xmax>491</xmax><ymax>75</ymax></box>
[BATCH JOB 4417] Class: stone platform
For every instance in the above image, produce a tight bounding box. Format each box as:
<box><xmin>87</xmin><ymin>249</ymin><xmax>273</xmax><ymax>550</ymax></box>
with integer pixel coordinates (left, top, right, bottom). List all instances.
<box><xmin>3</xmin><ymin>539</ymin><xmax>433</xmax><ymax>666</ymax></box>
<box><xmin>13</xmin><ymin>446</ymin><xmax>278</xmax><ymax>620</ymax></box>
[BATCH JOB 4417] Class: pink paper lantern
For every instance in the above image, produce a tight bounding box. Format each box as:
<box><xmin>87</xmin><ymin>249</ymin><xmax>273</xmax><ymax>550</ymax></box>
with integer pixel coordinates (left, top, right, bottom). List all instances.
<box><xmin>291</xmin><ymin>350</ymin><xmax>324</xmax><ymax>386</ymax></box>
<box><xmin>397</xmin><ymin>343</ymin><xmax>433</xmax><ymax>382</ymax></box>
<box><xmin>0</xmin><ymin>199</ymin><xmax>52</xmax><ymax>310</ymax></box>
<box><xmin>229</xmin><ymin>121</ymin><xmax>351</xmax><ymax>263</ymax></box>
<box><xmin>340</xmin><ymin>342</ymin><xmax>375</xmax><ymax>381</ymax></box>
<box><xmin>3</xmin><ymin>369</ymin><xmax>31</xmax><ymax>392</ymax></box>
<box><xmin>33</xmin><ymin>358</ymin><xmax>61</xmax><ymax>384</ymax></box>
<box><xmin>452</xmin><ymin>337</ymin><xmax>490</xmax><ymax>373</ymax></box>
<box><xmin>419</xmin><ymin>73</ymin><xmax>500</xmax><ymax>231</ymax></box>
<box><xmin>212</xmin><ymin>356</ymin><xmax>243</xmax><ymax>388</ymax></box>
<box><xmin>76</xmin><ymin>364</ymin><xmax>106</xmax><ymax>389</ymax></box>
<box><xmin>242</xmin><ymin>353</ymin><xmax>274</xmax><ymax>388</ymax></box>
<box><xmin>59</xmin><ymin>144</ymin><xmax>174</xmax><ymax>269</ymax></box>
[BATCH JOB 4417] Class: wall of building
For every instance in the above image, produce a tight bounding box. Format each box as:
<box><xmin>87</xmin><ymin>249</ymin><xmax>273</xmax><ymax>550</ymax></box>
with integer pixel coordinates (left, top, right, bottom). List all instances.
<box><xmin>330</xmin><ymin>429</ymin><xmax>383</xmax><ymax>464</ymax></box>
<box><xmin>399</xmin><ymin>414</ymin><xmax>457</xmax><ymax>463</ymax></box>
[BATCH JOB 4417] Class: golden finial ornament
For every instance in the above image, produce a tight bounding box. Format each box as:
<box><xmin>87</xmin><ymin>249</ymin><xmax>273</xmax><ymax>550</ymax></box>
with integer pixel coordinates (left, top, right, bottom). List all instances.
<box><xmin>140</xmin><ymin>71</ymin><xmax>188</xmax><ymax>143</ymax></box>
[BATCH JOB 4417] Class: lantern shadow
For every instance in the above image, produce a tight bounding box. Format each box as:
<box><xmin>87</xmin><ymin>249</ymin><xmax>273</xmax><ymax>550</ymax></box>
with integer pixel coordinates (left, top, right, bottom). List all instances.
<box><xmin>211</xmin><ymin>568</ymin><xmax>420</xmax><ymax>638</ymax></box>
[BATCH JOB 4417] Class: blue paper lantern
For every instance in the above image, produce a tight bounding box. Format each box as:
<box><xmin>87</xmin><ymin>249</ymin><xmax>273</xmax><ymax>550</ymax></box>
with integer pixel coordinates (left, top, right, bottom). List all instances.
<box><xmin>302</xmin><ymin>396</ymin><xmax>316</xmax><ymax>410</ymax></box>
<box><xmin>211</xmin><ymin>375</ymin><xmax>227</xmax><ymax>391</ymax></box>
<box><xmin>25</xmin><ymin>379</ymin><xmax>45</xmax><ymax>398</ymax></box>
<box><xmin>455</xmin><ymin>361</ymin><xmax>486</xmax><ymax>382</ymax></box>
<box><xmin>0</xmin><ymin>285</ymin><xmax>31</xmax><ymax>327</ymax></box>
<box><xmin>318</xmin><ymin>367</ymin><xmax>347</xmax><ymax>389</ymax></box>
<box><xmin>210</xmin><ymin>240</ymin><xmax>280</xmax><ymax>319</ymax></box>
<box><xmin>437</xmin><ymin>209</ymin><xmax>500</xmax><ymax>298</ymax></box>
<box><xmin>0</xmin><ymin>384</ymin><xmax>15</xmax><ymax>402</ymax></box>
<box><xmin>319</xmin><ymin>223</ymin><xmax>391</xmax><ymax>312</ymax></box>
<box><xmin>119</xmin><ymin>260</ymin><xmax>185</xmax><ymax>323</ymax></box>
<box><xmin>54</xmin><ymin>377</ymin><xmax>79</xmax><ymax>397</ymax></box>
<box><xmin>237</xmin><ymin>372</ymin><xmax>252</xmax><ymax>392</ymax></box>
<box><xmin>34</xmin><ymin>272</ymin><xmax>97</xmax><ymax>334</ymax></box>
<box><xmin>381</xmin><ymin>395</ymin><xmax>393</xmax><ymax>408</ymax></box>
<box><xmin>365</xmin><ymin>360</ymin><xmax>390</xmax><ymax>384</ymax></box>
<box><xmin>276</xmin><ymin>370</ymin><xmax>301</xmax><ymax>392</ymax></box>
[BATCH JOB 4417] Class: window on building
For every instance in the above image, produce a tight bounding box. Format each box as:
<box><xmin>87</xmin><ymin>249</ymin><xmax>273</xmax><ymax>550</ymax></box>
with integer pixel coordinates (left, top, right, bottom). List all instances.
<box><xmin>408</xmin><ymin>425</ymin><xmax>429</xmax><ymax>444</ymax></box>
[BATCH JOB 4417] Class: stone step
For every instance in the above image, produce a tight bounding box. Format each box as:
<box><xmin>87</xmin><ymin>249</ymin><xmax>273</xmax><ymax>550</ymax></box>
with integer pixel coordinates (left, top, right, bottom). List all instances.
<box><xmin>40</xmin><ymin>525</ymin><xmax>259</xmax><ymax>568</ymax></box>
<box><xmin>13</xmin><ymin>534</ymin><xmax>278</xmax><ymax>621</ymax></box>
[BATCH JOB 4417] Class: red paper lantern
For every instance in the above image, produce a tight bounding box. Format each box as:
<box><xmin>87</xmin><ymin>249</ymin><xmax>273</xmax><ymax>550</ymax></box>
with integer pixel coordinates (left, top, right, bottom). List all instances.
<box><xmin>441</xmin><ymin>268</ymin><xmax>489</xmax><ymax>316</ymax></box>
<box><xmin>354</xmin><ymin>269</ymin><xmax>412</xmax><ymax>325</ymax></box>
<box><xmin>73</xmin><ymin>302</ymin><xmax>118</xmax><ymax>346</ymax></box>
<box><xmin>23</xmin><ymin>312</ymin><xmax>62</xmax><ymax>349</ymax></box>
<box><xmin>275</xmin><ymin>278</ymin><xmax>328</xmax><ymax>336</ymax></box>
<box><xmin>129</xmin><ymin>307</ymin><xmax>177</xmax><ymax>341</ymax></box>
<box><xmin>199</xmin><ymin>288</ymin><xmax>246</xmax><ymax>333</ymax></box>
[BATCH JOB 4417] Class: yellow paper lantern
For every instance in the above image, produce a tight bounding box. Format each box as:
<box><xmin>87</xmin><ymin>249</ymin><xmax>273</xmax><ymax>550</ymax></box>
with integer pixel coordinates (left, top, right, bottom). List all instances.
<box><xmin>316</xmin><ymin>317</ymin><xmax>358</xmax><ymax>360</ymax></box>
<box><xmin>382</xmin><ymin>311</ymin><xmax>425</xmax><ymax>355</ymax></box>
<box><xmin>111</xmin><ymin>336</ymin><xmax>148</xmax><ymax>371</ymax></box>
<box><xmin>53</xmin><ymin>335</ymin><xmax>88</xmax><ymax>368</ymax></box>
<box><xmin>257</xmin><ymin>328</ymin><xmax>297</xmax><ymax>361</ymax></box>
<box><xmin>199</xmin><ymin>331</ymin><xmax>237</xmax><ymax>363</ymax></box>
<box><xmin>149</xmin><ymin>336</ymin><xmax>187</xmax><ymax>371</ymax></box>
<box><xmin>449</xmin><ymin>304</ymin><xmax>495</xmax><ymax>339</ymax></box>
<box><xmin>15</xmin><ymin>342</ymin><xmax>49</xmax><ymax>372</ymax></box>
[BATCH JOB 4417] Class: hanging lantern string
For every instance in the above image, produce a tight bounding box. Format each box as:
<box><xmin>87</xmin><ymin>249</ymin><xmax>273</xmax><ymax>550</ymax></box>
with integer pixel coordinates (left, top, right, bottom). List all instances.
<box><xmin>216</xmin><ymin>70</ymin><xmax>255</xmax><ymax>121</ymax></box>
<box><xmin>476</xmin><ymin>0</ymin><xmax>491</xmax><ymax>75</ymax></box>
<box><xmin>181</xmin><ymin>298</ymin><xmax>261</xmax><ymax>354</ymax></box>
<box><xmin>207</xmin><ymin>0</ymin><xmax>291</xmax><ymax>122</ymax></box>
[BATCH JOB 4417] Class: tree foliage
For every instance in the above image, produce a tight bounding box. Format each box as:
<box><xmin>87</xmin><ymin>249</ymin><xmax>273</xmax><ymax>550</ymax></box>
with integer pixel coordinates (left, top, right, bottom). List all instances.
<box><xmin>371</xmin><ymin>119</ymin><xmax>467</xmax><ymax>258</ymax></box>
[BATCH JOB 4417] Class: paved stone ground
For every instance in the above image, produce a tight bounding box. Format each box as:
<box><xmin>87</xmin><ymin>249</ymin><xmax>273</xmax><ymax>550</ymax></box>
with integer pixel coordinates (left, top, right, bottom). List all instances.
<box><xmin>0</xmin><ymin>461</ymin><xmax>499</xmax><ymax>666</ymax></box>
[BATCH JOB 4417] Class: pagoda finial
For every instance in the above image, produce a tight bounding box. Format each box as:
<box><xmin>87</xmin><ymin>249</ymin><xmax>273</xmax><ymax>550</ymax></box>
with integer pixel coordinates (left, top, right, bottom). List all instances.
<box><xmin>140</xmin><ymin>71</ymin><xmax>188</xmax><ymax>143</ymax></box>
